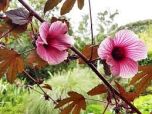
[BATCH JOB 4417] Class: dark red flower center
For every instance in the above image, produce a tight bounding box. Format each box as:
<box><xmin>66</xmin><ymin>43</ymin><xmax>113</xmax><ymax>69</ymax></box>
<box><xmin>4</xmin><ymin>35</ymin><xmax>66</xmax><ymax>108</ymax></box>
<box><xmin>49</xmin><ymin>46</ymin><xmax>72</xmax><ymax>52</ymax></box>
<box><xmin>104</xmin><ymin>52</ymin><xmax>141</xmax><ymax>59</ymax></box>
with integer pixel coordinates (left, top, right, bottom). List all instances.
<box><xmin>43</xmin><ymin>44</ymin><xmax>49</xmax><ymax>48</ymax></box>
<box><xmin>111</xmin><ymin>47</ymin><xmax>125</xmax><ymax>61</ymax></box>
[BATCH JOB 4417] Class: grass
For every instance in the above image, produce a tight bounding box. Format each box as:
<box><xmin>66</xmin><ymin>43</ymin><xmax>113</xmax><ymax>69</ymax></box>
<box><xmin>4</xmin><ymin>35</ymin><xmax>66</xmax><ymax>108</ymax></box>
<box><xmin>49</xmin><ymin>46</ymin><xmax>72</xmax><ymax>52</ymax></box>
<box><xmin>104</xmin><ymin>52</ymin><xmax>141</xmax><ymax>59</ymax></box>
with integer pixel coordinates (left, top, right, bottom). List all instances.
<box><xmin>24</xmin><ymin>67</ymin><xmax>152</xmax><ymax>114</ymax></box>
<box><xmin>85</xmin><ymin>104</ymin><xmax>111</xmax><ymax>114</ymax></box>
<box><xmin>0</xmin><ymin>80</ymin><xmax>28</xmax><ymax>114</ymax></box>
<box><xmin>0</xmin><ymin>67</ymin><xmax>152</xmax><ymax>114</ymax></box>
<box><xmin>25</xmin><ymin>67</ymin><xmax>111</xmax><ymax>114</ymax></box>
<box><xmin>134</xmin><ymin>95</ymin><xmax>152</xmax><ymax>114</ymax></box>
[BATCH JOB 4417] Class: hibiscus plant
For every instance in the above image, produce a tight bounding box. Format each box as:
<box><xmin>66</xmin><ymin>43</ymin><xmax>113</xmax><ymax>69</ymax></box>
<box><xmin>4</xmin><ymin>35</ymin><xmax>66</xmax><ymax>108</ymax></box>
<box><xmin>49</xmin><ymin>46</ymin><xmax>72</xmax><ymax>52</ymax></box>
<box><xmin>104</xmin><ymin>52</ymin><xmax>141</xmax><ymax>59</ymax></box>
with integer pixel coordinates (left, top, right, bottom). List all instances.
<box><xmin>0</xmin><ymin>0</ymin><xmax>151</xmax><ymax>114</ymax></box>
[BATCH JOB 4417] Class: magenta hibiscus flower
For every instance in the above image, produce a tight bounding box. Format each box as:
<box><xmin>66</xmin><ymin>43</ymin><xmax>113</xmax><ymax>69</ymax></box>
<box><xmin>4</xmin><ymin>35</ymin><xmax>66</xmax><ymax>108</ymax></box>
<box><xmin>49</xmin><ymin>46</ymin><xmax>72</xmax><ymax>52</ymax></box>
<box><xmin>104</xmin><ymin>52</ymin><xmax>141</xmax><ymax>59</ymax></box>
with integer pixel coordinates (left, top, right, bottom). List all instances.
<box><xmin>98</xmin><ymin>30</ymin><xmax>147</xmax><ymax>78</ymax></box>
<box><xmin>36</xmin><ymin>21</ymin><xmax>74</xmax><ymax>65</ymax></box>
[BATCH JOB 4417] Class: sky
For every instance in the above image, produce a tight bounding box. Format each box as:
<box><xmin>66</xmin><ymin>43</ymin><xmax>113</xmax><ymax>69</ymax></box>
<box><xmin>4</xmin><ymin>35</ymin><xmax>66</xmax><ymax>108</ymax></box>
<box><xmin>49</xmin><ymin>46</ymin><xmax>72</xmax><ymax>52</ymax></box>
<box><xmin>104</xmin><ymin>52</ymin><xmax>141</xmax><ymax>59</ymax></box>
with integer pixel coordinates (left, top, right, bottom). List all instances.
<box><xmin>67</xmin><ymin>0</ymin><xmax>152</xmax><ymax>31</ymax></box>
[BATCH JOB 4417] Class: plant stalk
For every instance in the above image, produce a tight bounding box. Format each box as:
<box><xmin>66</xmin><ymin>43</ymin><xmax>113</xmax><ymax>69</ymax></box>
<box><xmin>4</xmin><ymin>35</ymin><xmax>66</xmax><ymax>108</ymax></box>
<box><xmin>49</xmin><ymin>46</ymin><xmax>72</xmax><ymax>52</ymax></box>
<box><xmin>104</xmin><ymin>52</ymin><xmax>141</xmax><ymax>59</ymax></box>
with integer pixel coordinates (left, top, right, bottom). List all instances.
<box><xmin>70</xmin><ymin>47</ymin><xmax>141</xmax><ymax>114</ymax></box>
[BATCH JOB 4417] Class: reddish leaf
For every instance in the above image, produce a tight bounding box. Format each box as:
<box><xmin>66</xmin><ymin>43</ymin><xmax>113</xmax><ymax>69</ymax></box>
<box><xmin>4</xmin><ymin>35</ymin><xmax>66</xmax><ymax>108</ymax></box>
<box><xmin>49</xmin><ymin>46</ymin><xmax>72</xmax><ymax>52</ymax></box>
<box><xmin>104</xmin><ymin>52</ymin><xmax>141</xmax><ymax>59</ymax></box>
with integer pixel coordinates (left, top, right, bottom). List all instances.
<box><xmin>60</xmin><ymin>0</ymin><xmax>76</xmax><ymax>15</ymax></box>
<box><xmin>27</xmin><ymin>51</ymin><xmax>48</xmax><ymax>69</ymax></box>
<box><xmin>11</xmin><ymin>24</ymin><xmax>28</xmax><ymax>35</ymax></box>
<box><xmin>115</xmin><ymin>82</ymin><xmax>137</xmax><ymax>102</ymax></box>
<box><xmin>1</xmin><ymin>8</ymin><xmax>31</xmax><ymax>37</ymax></box>
<box><xmin>55</xmin><ymin>91</ymin><xmax>86</xmax><ymax>114</ymax></box>
<box><xmin>61</xmin><ymin>103</ymin><xmax>75</xmax><ymax>114</ymax></box>
<box><xmin>0</xmin><ymin>23</ymin><xmax>10</xmax><ymax>37</ymax></box>
<box><xmin>130</xmin><ymin>65</ymin><xmax>152</xmax><ymax>95</ymax></box>
<box><xmin>44</xmin><ymin>0</ymin><xmax>84</xmax><ymax>15</ymax></box>
<box><xmin>87</xmin><ymin>84</ymin><xmax>107</xmax><ymax>96</ymax></box>
<box><xmin>72</xmin><ymin>104</ymin><xmax>81</xmax><ymax>114</ymax></box>
<box><xmin>130</xmin><ymin>72</ymin><xmax>145</xmax><ymax>85</ymax></box>
<box><xmin>115</xmin><ymin>82</ymin><xmax>125</xmax><ymax>93</ymax></box>
<box><xmin>42</xmin><ymin>84</ymin><xmax>52</xmax><ymax>90</ymax></box>
<box><xmin>0</xmin><ymin>0</ymin><xmax>9</xmax><ymax>11</ymax></box>
<box><xmin>77</xmin><ymin>0</ymin><xmax>84</xmax><ymax>10</ymax></box>
<box><xmin>5</xmin><ymin>8</ymin><xmax>31</xmax><ymax>25</ymax></box>
<box><xmin>44</xmin><ymin>0</ymin><xmax>60</xmax><ymax>13</ymax></box>
<box><xmin>55</xmin><ymin>98</ymin><xmax>72</xmax><ymax>108</ymax></box>
<box><xmin>79</xmin><ymin>45</ymin><xmax>99</xmax><ymax>64</ymax></box>
<box><xmin>0</xmin><ymin>19</ymin><xmax>28</xmax><ymax>38</ymax></box>
<box><xmin>0</xmin><ymin>48</ymin><xmax>24</xmax><ymax>83</ymax></box>
<box><xmin>130</xmin><ymin>65</ymin><xmax>152</xmax><ymax>84</ymax></box>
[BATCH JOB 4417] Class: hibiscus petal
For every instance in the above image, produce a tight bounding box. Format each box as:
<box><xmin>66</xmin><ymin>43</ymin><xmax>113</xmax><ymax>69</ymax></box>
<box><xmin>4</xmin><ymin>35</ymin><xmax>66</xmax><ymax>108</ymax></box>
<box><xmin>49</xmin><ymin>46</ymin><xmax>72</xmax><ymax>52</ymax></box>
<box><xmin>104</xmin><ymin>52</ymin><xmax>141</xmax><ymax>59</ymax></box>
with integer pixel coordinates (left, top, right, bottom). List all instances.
<box><xmin>59</xmin><ymin>34</ymin><xmax>74</xmax><ymax>46</ymax></box>
<box><xmin>45</xmin><ymin>47</ymin><xmax>68</xmax><ymax>65</ymax></box>
<box><xmin>106</xmin><ymin>56</ymin><xmax>120</xmax><ymax>76</ymax></box>
<box><xmin>126</xmin><ymin>40</ymin><xmax>147</xmax><ymax>61</ymax></box>
<box><xmin>98</xmin><ymin>38</ymin><xmax>114</xmax><ymax>59</ymax></box>
<box><xmin>49</xmin><ymin>34</ymin><xmax>74</xmax><ymax>51</ymax></box>
<box><xmin>119</xmin><ymin>58</ymin><xmax>138</xmax><ymax>78</ymax></box>
<box><xmin>36</xmin><ymin>42</ymin><xmax>68</xmax><ymax>65</ymax></box>
<box><xmin>36</xmin><ymin>36</ymin><xmax>45</xmax><ymax>44</ymax></box>
<box><xmin>49</xmin><ymin>21</ymin><xmax>68</xmax><ymax>35</ymax></box>
<box><xmin>36</xmin><ymin>41</ymin><xmax>49</xmax><ymax>63</ymax></box>
<box><xmin>39</xmin><ymin>22</ymin><xmax>50</xmax><ymax>44</ymax></box>
<box><xmin>36</xmin><ymin>37</ymin><xmax>68</xmax><ymax>65</ymax></box>
<box><xmin>114</xmin><ymin>30</ymin><xmax>139</xmax><ymax>46</ymax></box>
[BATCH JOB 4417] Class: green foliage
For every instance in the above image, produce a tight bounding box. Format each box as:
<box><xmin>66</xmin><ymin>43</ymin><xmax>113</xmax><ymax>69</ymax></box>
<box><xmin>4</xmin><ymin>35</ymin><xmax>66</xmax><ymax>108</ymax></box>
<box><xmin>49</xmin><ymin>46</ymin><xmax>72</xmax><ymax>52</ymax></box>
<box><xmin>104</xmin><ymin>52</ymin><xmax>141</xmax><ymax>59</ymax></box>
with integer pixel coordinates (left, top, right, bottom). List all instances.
<box><xmin>47</xmin><ymin>67</ymin><xmax>100</xmax><ymax>93</ymax></box>
<box><xmin>97</xmin><ymin>10</ymin><xmax>119</xmax><ymax>34</ymax></box>
<box><xmin>74</xmin><ymin>15</ymin><xmax>91</xmax><ymax>50</ymax></box>
<box><xmin>0</xmin><ymin>104</ymin><xmax>24</xmax><ymax>114</ymax></box>
<box><xmin>85</xmin><ymin>104</ymin><xmax>111</xmax><ymax>114</ymax></box>
<box><xmin>95</xmin><ymin>10</ymin><xmax>119</xmax><ymax>44</ymax></box>
<box><xmin>134</xmin><ymin>95</ymin><xmax>152</xmax><ymax>114</ymax></box>
<box><xmin>25</xmin><ymin>94</ymin><xmax>59</xmax><ymax>114</ymax></box>
<box><xmin>118</xmin><ymin>19</ymin><xmax>152</xmax><ymax>34</ymax></box>
<box><xmin>139</xmin><ymin>56</ymin><xmax>152</xmax><ymax>65</ymax></box>
<box><xmin>138</xmin><ymin>25</ymin><xmax>152</xmax><ymax>54</ymax></box>
<box><xmin>0</xmin><ymin>80</ymin><xmax>28</xmax><ymax>114</ymax></box>
<box><xmin>25</xmin><ymin>67</ymin><xmax>111</xmax><ymax>114</ymax></box>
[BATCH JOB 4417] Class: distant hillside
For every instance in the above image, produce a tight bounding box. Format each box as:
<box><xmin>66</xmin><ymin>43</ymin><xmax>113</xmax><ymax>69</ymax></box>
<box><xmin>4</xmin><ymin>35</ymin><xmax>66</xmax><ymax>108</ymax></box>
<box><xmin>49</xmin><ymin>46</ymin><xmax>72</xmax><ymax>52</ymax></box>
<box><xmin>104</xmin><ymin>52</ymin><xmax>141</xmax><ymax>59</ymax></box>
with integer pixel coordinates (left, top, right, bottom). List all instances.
<box><xmin>118</xmin><ymin>19</ymin><xmax>152</xmax><ymax>33</ymax></box>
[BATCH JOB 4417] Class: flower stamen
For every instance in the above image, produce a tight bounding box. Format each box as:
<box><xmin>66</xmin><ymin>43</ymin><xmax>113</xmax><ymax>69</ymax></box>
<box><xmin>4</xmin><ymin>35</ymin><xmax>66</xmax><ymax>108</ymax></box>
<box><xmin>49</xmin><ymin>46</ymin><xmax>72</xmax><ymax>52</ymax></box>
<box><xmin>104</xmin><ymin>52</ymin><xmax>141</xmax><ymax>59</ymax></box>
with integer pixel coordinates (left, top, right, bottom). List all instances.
<box><xmin>112</xmin><ymin>47</ymin><xmax>125</xmax><ymax>61</ymax></box>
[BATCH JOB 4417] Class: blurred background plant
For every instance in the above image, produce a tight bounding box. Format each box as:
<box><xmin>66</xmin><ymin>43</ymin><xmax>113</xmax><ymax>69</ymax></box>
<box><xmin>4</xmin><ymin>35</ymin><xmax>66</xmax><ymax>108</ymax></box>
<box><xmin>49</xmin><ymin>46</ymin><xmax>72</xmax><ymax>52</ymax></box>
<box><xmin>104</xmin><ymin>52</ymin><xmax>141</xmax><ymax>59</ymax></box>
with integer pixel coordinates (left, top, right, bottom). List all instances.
<box><xmin>25</xmin><ymin>67</ymin><xmax>111</xmax><ymax>114</ymax></box>
<box><xmin>0</xmin><ymin>80</ymin><xmax>28</xmax><ymax>114</ymax></box>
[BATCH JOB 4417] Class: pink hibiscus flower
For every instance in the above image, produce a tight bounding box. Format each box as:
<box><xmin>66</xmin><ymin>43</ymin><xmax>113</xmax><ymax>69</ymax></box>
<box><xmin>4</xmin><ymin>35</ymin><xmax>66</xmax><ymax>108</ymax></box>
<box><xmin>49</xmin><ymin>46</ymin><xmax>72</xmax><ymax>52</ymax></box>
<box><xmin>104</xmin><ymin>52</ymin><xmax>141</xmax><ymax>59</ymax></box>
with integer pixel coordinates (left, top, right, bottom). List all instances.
<box><xmin>36</xmin><ymin>21</ymin><xmax>74</xmax><ymax>65</ymax></box>
<box><xmin>98</xmin><ymin>30</ymin><xmax>147</xmax><ymax>78</ymax></box>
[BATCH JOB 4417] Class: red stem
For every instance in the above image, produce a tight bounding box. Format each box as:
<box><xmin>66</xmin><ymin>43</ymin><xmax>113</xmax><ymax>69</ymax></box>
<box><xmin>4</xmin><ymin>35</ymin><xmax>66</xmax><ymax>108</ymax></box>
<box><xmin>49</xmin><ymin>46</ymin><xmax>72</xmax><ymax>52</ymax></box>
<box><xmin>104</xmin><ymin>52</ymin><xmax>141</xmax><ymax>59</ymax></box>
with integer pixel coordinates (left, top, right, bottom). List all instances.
<box><xmin>0</xmin><ymin>27</ymin><xmax>14</xmax><ymax>39</ymax></box>
<box><xmin>88</xmin><ymin>0</ymin><xmax>94</xmax><ymax>45</ymax></box>
<box><xmin>18</xmin><ymin>0</ymin><xmax>44</xmax><ymax>23</ymax></box>
<box><xmin>24</xmin><ymin>71</ymin><xmax>57</xmax><ymax>104</ymax></box>
<box><xmin>18</xmin><ymin>0</ymin><xmax>141</xmax><ymax>113</ymax></box>
<box><xmin>88</xmin><ymin>0</ymin><xmax>94</xmax><ymax>61</ymax></box>
<box><xmin>70</xmin><ymin>47</ymin><xmax>141</xmax><ymax>114</ymax></box>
